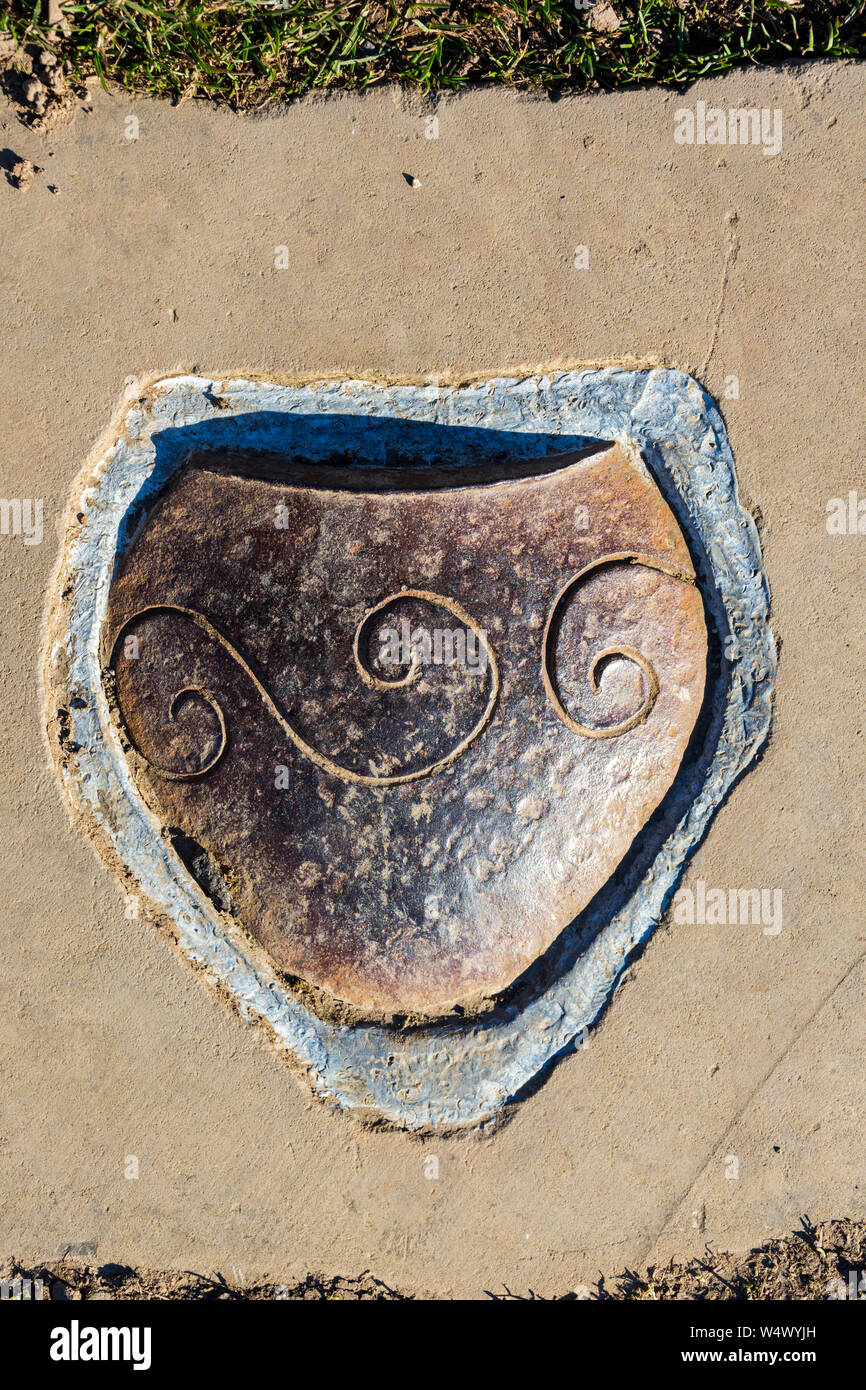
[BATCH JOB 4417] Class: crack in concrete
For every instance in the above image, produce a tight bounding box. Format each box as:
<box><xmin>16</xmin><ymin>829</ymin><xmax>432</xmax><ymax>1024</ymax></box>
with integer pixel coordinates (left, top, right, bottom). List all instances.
<box><xmin>700</xmin><ymin>215</ymin><xmax>741</xmax><ymax>380</ymax></box>
<box><xmin>638</xmin><ymin>946</ymin><xmax>866</xmax><ymax>1265</ymax></box>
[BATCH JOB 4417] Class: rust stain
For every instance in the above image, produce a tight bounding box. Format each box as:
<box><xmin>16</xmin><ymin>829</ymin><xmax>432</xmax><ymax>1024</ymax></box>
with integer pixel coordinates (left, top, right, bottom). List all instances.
<box><xmin>104</xmin><ymin>442</ymin><xmax>707</xmax><ymax>1016</ymax></box>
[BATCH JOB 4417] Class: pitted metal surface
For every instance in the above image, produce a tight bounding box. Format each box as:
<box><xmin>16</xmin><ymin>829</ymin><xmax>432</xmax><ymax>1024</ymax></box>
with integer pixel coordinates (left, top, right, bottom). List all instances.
<box><xmin>105</xmin><ymin>443</ymin><xmax>706</xmax><ymax>1014</ymax></box>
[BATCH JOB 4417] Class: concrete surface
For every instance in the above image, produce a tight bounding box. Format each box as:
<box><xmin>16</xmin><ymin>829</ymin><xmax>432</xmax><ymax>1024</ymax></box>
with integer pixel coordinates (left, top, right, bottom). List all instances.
<box><xmin>0</xmin><ymin>60</ymin><xmax>863</xmax><ymax>1297</ymax></box>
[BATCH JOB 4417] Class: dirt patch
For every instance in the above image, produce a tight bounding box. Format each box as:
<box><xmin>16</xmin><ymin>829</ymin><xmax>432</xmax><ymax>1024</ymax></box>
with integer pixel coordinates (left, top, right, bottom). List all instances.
<box><xmin>565</xmin><ymin>1219</ymin><xmax>866</xmax><ymax>1300</ymax></box>
<box><xmin>601</xmin><ymin>1218</ymin><xmax>866</xmax><ymax>1301</ymax></box>
<box><xmin>0</xmin><ymin>1259</ymin><xmax>409</xmax><ymax>1301</ymax></box>
<box><xmin>5</xmin><ymin>1220</ymin><xmax>865</xmax><ymax>1299</ymax></box>
<box><xmin>0</xmin><ymin>33</ymin><xmax>76</xmax><ymax>131</ymax></box>
<box><xmin>2</xmin><ymin>152</ymin><xmax>42</xmax><ymax>189</ymax></box>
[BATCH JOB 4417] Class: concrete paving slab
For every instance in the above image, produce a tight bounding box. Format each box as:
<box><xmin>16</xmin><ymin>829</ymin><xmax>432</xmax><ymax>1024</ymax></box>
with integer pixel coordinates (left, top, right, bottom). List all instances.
<box><xmin>0</xmin><ymin>60</ymin><xmax>863</xmax><ymax>1296</ymax></box>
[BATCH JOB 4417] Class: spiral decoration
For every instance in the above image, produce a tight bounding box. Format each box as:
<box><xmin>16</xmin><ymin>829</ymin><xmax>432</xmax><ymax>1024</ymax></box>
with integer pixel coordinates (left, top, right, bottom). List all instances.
<box><xmin>108</xmin><ymin>594</ymin><xmax>499</xmax><ymax>787</ymax></box>
<box><xmin>541</xmin><ymin>552</ymin><xmax>697</xmax><ymax>739</ymax></box>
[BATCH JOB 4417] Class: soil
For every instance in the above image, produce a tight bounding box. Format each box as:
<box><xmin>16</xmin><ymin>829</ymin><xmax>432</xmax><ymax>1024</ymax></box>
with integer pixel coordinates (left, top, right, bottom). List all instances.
<box><xmin>0</xmin><ymin>35</ymin><xmax>75</xmax><ymax>132</ymax></box>
<box><xmin>4</xmin><ymin>1219</ymin><xmax>863</xmax><ymax>1299</ymax></box>
<box><xmin>592</xmin><ymin>1218</ymin><xmax>866</xmax><ymax>1302</ymax></box>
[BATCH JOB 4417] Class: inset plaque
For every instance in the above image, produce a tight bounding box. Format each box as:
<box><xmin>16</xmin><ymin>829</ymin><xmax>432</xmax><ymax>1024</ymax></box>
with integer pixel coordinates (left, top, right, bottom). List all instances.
<box><xmin>45</xmin><ymin>371</ymin><xmax>774</xmax><ymax>1128</ymax></box>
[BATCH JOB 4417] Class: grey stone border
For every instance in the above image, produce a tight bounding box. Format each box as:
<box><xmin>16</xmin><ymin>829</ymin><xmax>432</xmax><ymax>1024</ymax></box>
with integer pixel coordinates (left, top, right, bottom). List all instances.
<box><xmin>44</xmin><ymin>369</ymin><xmax>775</xmax><ymax>1130</ymax></box>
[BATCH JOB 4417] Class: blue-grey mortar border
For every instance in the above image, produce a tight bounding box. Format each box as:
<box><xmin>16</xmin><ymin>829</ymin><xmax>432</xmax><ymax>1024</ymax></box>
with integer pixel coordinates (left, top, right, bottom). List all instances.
<box><xmin>47</xmin><ymin>369</ymin><xmax>775</xmax><ymax>1130</ymax></box>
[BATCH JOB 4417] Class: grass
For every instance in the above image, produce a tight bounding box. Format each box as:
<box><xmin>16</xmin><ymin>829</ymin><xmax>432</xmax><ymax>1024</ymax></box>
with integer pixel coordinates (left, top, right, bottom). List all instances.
<box><xmin>0</xmin><ymin>0</ymin><xmax>863</xmax><ymax>109</ymax></box>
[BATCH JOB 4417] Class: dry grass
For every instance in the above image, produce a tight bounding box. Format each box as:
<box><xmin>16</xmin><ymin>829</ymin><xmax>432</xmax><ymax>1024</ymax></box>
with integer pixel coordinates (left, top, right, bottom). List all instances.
<box><xmin>4</xmin><ymin>1218</ymin><xmax>865</xmax><ymax>1298</ymax></box>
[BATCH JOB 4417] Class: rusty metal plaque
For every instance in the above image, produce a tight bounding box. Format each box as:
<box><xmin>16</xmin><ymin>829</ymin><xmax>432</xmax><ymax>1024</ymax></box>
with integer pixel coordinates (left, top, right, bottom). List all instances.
<box><xmin>45</xmin><ymin>371</ymin><xmax>774</xmax><ymax>1127</ymax></box>
<box><xmin>105</xmin><ymin>442</ymin><xmax>706</xmax><ymax>1016</ymax></box>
